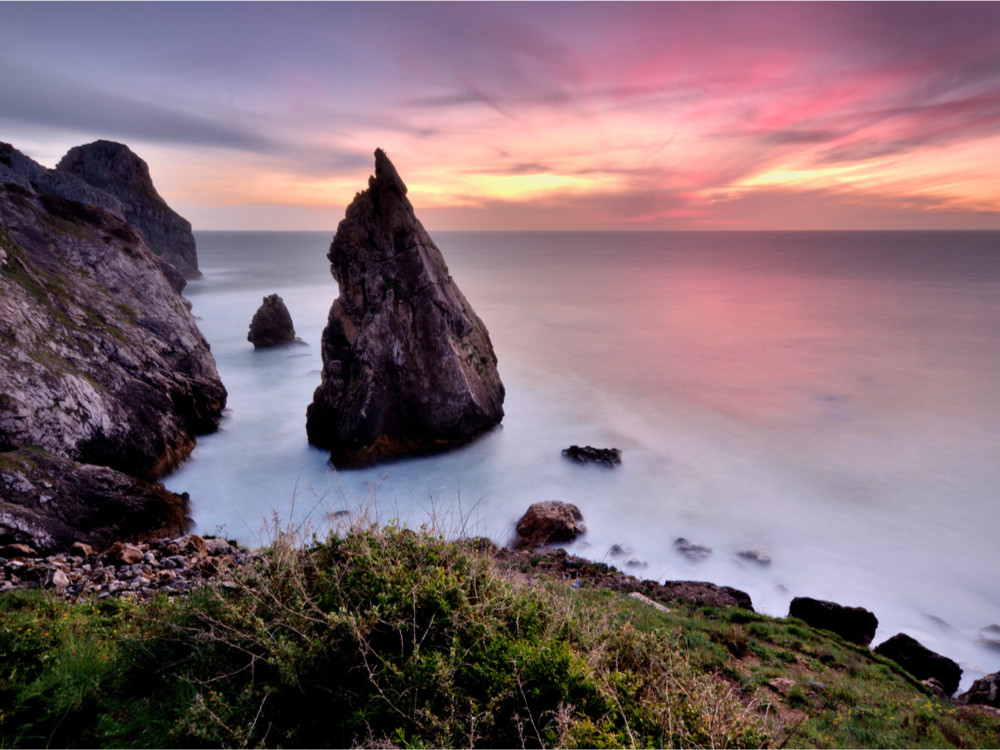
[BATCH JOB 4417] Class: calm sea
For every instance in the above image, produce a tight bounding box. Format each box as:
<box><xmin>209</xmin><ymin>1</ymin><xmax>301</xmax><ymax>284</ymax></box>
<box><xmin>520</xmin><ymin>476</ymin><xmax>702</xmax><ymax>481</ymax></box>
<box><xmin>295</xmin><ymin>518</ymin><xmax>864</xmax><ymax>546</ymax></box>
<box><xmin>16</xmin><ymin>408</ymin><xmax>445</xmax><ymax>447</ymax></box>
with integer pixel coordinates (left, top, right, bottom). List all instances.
<box><xmin>166</xmin><ymin>230</ymin><xmax>1000</xmax><ymax>688</ymax></box>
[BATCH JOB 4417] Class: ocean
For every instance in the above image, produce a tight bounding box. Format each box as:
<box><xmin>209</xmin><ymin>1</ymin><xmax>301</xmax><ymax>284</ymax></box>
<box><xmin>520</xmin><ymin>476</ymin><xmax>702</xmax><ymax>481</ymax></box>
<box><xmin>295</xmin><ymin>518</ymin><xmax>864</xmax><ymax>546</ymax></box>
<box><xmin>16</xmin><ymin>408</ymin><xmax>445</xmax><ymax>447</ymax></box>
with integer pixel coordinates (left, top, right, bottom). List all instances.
<box><xmin>164</xmin><ymin>230</ymin><xmax>1000</xmax><ymax>689</ymax></box>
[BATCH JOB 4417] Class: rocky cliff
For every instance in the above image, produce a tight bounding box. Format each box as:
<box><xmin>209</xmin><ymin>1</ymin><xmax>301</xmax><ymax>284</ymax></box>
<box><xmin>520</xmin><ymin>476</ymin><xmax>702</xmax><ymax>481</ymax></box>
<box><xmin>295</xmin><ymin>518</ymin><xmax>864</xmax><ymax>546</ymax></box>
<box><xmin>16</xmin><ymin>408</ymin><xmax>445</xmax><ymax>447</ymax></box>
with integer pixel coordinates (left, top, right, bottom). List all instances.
<box><xmin>0</xmin><ymin>143</ymin><xmax>226</xmax><ymax>553</ymax></box>
<box><xmin>56</xmin><ymin>140</ymin><xmax>201</xmax><ymax>278</ymax></box>
<box><xmin>306</xmin><ymin>149</ymin><xmax>504</xmax><ymax>466</ymax></box>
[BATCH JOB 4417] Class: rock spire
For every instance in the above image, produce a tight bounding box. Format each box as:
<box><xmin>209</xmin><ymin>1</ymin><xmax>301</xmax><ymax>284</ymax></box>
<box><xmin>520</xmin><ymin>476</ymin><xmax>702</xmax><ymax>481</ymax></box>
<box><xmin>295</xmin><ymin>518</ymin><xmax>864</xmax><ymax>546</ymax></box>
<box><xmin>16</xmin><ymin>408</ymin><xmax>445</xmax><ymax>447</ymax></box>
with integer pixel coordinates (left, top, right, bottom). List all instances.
<box><xmin>306</xmin><ymin>149</ymin><xmax>504</xmax><ymax>466</ymax></box>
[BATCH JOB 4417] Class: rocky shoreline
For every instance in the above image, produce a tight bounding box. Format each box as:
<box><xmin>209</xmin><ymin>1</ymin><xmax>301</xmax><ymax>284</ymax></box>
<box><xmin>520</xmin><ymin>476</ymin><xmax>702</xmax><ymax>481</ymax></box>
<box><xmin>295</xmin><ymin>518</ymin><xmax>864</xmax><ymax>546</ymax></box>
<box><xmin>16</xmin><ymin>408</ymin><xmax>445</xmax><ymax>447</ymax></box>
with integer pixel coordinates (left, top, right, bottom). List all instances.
<box><xmin>0</xmin><ymin>534</ymin><xmax>257</xmax><ymax>602</ymax></box>
<box><xmin>3</xmin><ymin>525</ymin><xmax>997</xmax><ymax>712</ymax></box>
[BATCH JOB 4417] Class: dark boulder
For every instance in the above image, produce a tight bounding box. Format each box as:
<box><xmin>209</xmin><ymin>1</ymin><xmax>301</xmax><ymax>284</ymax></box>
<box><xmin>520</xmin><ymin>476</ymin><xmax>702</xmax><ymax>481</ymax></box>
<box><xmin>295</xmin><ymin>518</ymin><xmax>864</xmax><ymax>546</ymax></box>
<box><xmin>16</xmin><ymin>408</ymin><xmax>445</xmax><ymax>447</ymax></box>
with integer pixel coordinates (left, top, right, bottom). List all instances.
<box><xmin>874</xmin><ymin>633</ymin><xmax>962</xmax><ymax>696</ymax></box>
<box><xmin>306</xmin><ymin>149</ymin><xmax>504</xmax><ymax>466</ymax></box>
<box><xmin>788</xmin><ymin>596</ymin><xmax>879</xmax><ymax>646</ymax></box>
<box><xmin>56</xmin><ymin>140</ymin><xmax>201</xmax><ymax>278</ymax></box>
<box><xmin>957</xmin><ymin>672</ymin><xmax>1000</xmax><ymax>707</ymax></box>
<box><xmin>248</xmin><ymin>293</ymin><xmax>297</xmax><ymax>348</ymax></box>
<box><xmin>514</xmin><ymin>501</ymin><xmax>586</xmax><ymax>549</ymax></box>
<box><xmin>562</xmin><ymin>445</ymin><xmax>622</xmax><ymax>466</ymax></box>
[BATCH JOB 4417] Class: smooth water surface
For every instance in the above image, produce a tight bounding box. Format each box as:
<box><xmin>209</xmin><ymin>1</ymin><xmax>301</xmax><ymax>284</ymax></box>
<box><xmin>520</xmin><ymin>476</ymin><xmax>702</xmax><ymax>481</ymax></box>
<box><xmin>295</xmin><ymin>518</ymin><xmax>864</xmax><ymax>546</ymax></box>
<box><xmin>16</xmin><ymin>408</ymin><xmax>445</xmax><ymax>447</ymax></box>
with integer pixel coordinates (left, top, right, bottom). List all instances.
<box><xmin>166</xmin><ymin>230</ymin><xmax>1000</xmax><ymax>688</ymax></box>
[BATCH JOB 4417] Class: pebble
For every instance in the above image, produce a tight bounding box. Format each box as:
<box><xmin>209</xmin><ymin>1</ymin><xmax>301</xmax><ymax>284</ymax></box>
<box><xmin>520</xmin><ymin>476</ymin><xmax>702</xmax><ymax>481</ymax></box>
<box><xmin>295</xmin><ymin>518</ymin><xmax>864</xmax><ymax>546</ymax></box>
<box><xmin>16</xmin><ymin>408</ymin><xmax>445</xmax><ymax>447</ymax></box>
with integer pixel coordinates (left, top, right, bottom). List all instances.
<box><xmin>0</xmin><ymin>534</ymin><xmax>259</xmax><ymax>602</ymax></box>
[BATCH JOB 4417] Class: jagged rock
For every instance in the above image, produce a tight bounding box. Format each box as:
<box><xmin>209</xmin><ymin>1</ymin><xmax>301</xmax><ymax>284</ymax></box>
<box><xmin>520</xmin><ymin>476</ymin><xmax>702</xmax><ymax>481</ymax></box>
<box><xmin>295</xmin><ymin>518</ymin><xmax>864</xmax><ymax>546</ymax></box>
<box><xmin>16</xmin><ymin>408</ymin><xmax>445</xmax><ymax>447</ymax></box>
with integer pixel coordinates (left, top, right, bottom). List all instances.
<box><xmin>154</xmin><ymin>255</ymin><xmax>187</xmax><ymax>295</ymax></box>
<box><xmin>70</xmin><ymin>542</ymin><xmax>95</xmax><ymax>557</ymax></box>
<box><xmin>514</xmin><ymin>501</ymin><xmax>586</xmax><ymax>549</ymax></box>
<box><xmin>958</xmin><ymin>672</ymin><xmax>1000</xmax><ymax>707</ymax></box>
<box><xmin>874</xmin><ymin>633</ymin><xmax>963</xmax><ymax>696</ymax></box>
<box><xmin>788</xmin><ymin>596</ymin><xmax>879</xmax><ymax>646</ymax></box>
<box><xmin>562</xmin><ymin>445</ymin><xmax>622</xmax><ymax>466</ymax></box>
<box><xmin>47</xmin><ymin>569</ymin><xmax>71</xmax><ymax>589</ymax></box>
<box><xmin>0</xmin><ymin>448</ymin><xmax>191</xmax><ymax>556</ymax></box>
<box><xmin>248</xmin><ymin>293</ymin><xmax>296</xmax><ymax>348</ymax></box>
<box><xmin>55</xmin><ymin>140</ymin><xmax>201</xmax><ymax>278</ymax></box>
<box><xmin>516</xmin><ymin>547</ymin><xmax>754</xmax><ymax>610</ymax></box>
<box><xmin>0</xmin><ymin>143</ymin><xmax>226</xmax><ymax>552</ymax></box>
<box><xmin>675</xmin><ymin>537</ymin><xmax>712</xmax><ymax>561</ymax></box>
<box><xmin>1</xmin><ymin>142</ymin><xmax>126</xmax><ymax>219</ymax></box>
<box><xmin>204</xmin><ymin>537</ymin><xmax>233</xmax><ymax>556</ymax></box>
<box><xmin>0</xmin><ymin>146</ymin><xmax>226</xmax><ymax>476</ymax></box>
<box><xmin>107</xmin><ymin>541</ymin><xmax>146</xmax><ymax>565</ymax></box>
<box><xmin>306</xmin><ymin>149</ymin><xmax>504</xmax><ymax>466</ymax></box>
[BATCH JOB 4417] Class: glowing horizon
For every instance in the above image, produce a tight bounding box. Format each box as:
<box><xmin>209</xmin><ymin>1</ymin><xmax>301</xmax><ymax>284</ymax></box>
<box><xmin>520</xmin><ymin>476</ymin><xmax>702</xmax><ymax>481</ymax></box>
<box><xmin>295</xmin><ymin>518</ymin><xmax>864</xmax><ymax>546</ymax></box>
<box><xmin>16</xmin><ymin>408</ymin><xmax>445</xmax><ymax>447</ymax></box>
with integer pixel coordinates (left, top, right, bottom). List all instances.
<box><xmin>2</xmin><ymin>2</ymin><xmax>1000</xmax><ymax>231</ymax></box>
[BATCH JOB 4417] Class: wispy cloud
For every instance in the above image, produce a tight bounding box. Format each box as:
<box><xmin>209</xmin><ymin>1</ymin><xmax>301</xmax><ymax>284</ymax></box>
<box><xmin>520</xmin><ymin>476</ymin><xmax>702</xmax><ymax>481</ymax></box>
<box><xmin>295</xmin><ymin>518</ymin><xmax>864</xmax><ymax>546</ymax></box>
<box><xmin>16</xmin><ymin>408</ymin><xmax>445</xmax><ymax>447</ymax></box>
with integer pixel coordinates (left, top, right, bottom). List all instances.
<box><xmin>0</xmin><ymin>62</ymin><xmax>275</xmax><ymax>152</ymax></box>
<box><xmin>2</xmin><ymin>1</ymin><xmax>998</xmax><ymax>230</ymax></box>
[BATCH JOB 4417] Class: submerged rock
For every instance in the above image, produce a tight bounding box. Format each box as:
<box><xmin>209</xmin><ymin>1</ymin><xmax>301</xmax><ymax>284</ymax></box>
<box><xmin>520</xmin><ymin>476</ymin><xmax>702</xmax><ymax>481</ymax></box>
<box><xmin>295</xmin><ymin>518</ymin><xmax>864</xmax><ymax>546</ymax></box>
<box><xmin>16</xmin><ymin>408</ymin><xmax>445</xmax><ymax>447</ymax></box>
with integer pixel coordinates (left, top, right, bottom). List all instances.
<box><xmin>56</xmin><ymin>140</ymin><xmax>201</xmax><ymax>278</ymax></box>
<box><xmin>562</xmin><ymin>445</ymin><xmax>622</xmax><ymax>466</ymax></box>
<box><xmin>306</xmin><ymin>149</ymin><xmax>504</xmax><ymax>466</ymax></box>
<box><xmin>514</xmin><ymin>501</ymin><xmax>586</xmax><ymax>549</ymax></box>
<box><xmin>674</xmin><ymin>537</ymin><xmax>712</xmax><ymax>562</ymax></box>
<box><xmin>874</xmin><ymin>633</ymin><xmax>963</xmax><ymax>697</ymax></box>
<box><xmin>979</xmin><ymin>624</ymin><xmax>1000</xmax><ymax>651</ymax></box>
<box><xmin>248</xmin><ymin>293</ymin><xmax>297</xmax><ymax>348</ymax></box>
<box><xmin>736</xmin><ymin>549</ymin><xmax>772</xmax><ymax>566</ymax></box>
<box><xmin>788</xmin><ymin>596</ymin><xmax>879</xmax><ymax>647</ymax></box>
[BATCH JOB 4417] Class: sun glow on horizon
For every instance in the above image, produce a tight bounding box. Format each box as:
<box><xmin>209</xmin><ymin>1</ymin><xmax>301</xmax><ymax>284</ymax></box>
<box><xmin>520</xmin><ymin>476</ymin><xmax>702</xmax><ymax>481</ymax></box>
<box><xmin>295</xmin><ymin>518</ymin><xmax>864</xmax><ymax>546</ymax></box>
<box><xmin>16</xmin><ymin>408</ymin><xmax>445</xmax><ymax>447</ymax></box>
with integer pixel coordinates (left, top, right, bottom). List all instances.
<box><xmin>5</xmin><ymin>3</ymin><xmax>998</xmax><ymax>230</ymax></box>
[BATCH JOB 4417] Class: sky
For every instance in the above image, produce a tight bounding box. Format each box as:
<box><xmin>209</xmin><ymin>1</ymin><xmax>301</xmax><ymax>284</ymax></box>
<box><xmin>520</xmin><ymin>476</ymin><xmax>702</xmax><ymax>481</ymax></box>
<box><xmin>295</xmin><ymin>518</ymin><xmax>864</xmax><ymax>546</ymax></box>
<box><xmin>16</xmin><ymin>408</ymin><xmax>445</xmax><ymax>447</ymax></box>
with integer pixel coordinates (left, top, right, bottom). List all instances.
<box><xmin>2</xmin><ymin>2</ymin><xmax>1000</xmax><ymax>231</ymax></box>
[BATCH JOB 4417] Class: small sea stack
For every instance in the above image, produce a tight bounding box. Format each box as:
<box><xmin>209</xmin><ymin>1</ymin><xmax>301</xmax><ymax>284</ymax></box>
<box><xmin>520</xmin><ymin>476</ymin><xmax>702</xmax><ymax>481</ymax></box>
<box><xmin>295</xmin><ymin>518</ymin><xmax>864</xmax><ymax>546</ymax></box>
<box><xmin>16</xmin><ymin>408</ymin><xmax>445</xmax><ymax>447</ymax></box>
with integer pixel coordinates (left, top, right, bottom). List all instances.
<box><xmin>248</xmin><ymin>293</ymin><xmax>296</xmax><ymax>348</ymax></box>
<box><xmin>306</xmin><ymin>149</ymin><xmax>505</xmax><ymax>466</ymax></box>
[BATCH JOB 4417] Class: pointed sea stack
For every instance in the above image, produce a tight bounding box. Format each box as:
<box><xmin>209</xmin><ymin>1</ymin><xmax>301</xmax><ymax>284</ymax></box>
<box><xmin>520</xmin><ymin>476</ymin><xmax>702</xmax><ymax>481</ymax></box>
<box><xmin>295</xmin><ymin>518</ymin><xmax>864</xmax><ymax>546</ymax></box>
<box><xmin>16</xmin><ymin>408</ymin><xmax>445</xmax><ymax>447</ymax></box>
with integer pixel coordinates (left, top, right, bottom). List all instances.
<box><xmin>306</xmin><ymin>149</ymin><xmax>504</xmax><ymax>466</ymax></box>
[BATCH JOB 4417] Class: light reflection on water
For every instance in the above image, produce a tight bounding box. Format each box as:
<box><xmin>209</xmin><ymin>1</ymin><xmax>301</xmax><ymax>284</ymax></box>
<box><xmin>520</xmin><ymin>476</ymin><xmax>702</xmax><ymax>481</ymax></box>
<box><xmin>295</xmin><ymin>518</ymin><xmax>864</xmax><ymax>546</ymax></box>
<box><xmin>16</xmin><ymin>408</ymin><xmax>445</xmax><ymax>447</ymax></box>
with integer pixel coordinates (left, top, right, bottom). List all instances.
<box><xmin>166</xmin><ymin>230</ymin><xmax>1000</xmax><ymax>690</ymax></box>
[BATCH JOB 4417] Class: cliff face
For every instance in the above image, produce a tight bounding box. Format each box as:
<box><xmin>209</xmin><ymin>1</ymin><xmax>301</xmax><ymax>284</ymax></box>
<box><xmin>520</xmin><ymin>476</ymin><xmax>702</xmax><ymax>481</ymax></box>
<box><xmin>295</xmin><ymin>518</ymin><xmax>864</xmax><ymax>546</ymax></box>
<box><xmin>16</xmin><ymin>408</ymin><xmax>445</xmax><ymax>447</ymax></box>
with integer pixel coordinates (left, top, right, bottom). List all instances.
<box><xmin>0</xmin><ymin>143</ymin><xmax>226</xmax><ymax>553</ymax></box>
<box><xmin>56</xmin><ymin>140</ymin><xmax>201</xmax><ymax>278</ymax></box>
<box><xmin>306</xmin><ymin>149</ymin><xmax>504</xmax><ymax>466</ymax></box>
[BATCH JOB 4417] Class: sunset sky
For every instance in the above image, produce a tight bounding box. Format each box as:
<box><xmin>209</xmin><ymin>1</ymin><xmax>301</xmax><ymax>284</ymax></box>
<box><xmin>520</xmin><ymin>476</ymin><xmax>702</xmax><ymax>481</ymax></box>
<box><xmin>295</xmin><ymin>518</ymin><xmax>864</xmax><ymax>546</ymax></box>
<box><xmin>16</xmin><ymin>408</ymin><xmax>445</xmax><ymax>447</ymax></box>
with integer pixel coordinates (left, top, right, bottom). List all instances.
<box><xmin>2</xmin><ymin>2</ymin><xmax>1000</xmax><ymax>231</ymax></box>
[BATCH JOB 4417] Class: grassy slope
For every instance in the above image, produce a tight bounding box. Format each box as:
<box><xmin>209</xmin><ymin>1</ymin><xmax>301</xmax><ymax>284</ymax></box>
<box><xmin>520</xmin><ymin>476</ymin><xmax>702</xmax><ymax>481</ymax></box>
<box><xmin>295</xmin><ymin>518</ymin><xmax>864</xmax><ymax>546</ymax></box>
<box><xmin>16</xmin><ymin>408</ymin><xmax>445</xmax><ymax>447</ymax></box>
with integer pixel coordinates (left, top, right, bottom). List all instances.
<box><xmin>0</xmin><ymin>526</ymin><xmax>997</xmax><ymax>748</ymax></box>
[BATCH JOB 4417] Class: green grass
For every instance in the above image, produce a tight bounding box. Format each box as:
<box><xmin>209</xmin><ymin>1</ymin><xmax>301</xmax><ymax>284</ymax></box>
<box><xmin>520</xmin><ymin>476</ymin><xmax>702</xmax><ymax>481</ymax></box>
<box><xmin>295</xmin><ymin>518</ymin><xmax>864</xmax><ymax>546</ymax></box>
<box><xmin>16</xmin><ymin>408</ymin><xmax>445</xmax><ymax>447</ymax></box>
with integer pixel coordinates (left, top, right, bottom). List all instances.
<box><xmin>0</xmin><ymin>525</ymin><xmax>996</xmax><ymax>748</ymax></box>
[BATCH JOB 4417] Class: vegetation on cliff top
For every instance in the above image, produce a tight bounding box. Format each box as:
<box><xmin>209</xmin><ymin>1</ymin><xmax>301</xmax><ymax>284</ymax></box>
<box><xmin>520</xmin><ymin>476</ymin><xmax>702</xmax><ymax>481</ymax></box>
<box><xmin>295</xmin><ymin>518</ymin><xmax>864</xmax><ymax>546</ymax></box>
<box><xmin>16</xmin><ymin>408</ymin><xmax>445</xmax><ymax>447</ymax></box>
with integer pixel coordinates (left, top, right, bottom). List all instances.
<box><xmin>0</xmin><ymin>524</ymin><xmax>996</xmax><ymax>748</ymax></box>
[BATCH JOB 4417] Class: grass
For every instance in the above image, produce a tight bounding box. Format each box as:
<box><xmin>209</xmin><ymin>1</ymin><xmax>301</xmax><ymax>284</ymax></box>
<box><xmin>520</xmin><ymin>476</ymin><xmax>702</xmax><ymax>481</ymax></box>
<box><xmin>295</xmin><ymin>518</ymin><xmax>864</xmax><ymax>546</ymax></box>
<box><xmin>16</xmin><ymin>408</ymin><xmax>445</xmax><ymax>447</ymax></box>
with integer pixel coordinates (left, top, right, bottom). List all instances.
<box><xmin>0</xmin><ymin>522</ymin><xmax>997</xmax><ymax>748</ymax></box>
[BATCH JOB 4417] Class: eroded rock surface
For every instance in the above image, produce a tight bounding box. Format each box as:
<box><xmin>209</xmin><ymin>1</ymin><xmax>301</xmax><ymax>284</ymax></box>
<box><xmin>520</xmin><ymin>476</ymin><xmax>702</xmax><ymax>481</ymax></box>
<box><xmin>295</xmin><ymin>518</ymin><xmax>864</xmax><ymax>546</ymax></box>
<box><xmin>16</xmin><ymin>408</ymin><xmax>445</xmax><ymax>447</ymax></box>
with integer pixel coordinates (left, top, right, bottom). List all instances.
<box><xmin>56</xmin><ymin>140</ymin><xmax>201</xmax><ymax>278</ymax></box>
<box><xmin>0</xmin><ymin>143</ymin><xmax>227</xmax><ymax>551</ymax></box>
<box><xmin>248</xmin><ymin>293</ymin><xmax>296</xmax><ymax>348</ymax></box>
<box><xmin>306</xmin><ymin>149</ymin><xmax>504</xmax><ymax>465</ymax></box>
